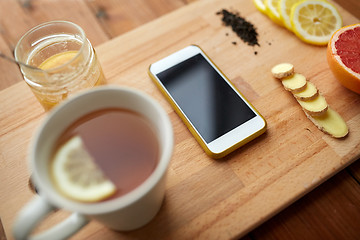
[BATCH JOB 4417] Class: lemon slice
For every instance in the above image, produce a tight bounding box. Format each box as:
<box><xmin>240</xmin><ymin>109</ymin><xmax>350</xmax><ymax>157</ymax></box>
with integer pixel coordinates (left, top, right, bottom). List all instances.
<box><xmin>290</xmin><ymin>0</ymin><xmax>342</xmax><ymax>45</ymax></box>
<box><xmin>39</xmin><ymin>51</ymin><xmax>78</xmax><ymax>70</ymax></box>
<box><xmin>51</xmin><ymin>136</ymin><xmax>116</xmax><ymax>202</ymax></box>
<box><xmin>278</xmin><ymin>0</ymin><xmax>303</xmax><ymax>30</ymax></box>
<box><xmin>265</xmin><ymin>0</ymin><xmax>284</xmax><ymax>26</ymax></box>
<box><xmin>253</xmin><ymin>0</ymin><xmax>267</xmax><ymax>14</ymax></box>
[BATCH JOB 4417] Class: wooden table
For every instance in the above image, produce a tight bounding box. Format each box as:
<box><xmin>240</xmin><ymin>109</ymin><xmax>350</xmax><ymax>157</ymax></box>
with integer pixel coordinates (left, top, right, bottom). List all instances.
<box><xmin>1</xmin><ymin>0</ymin><xmax>360</xmax><ymax>239</ymax></box>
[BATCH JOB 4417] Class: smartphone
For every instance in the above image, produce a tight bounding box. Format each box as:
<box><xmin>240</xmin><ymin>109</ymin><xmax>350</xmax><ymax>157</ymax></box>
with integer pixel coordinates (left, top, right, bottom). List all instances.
<box><xmin>148</xmin><ymin>45</ymin><xmax>266</xmax><ymax>158</ymax></box>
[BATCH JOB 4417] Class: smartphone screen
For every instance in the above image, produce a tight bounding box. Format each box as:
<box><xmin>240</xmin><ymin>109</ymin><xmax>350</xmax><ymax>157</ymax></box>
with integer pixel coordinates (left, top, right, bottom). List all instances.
<box><xmin>156</xmin><ymin>53</ymin><xmax>257</xmax><ymax>144</ymax></box>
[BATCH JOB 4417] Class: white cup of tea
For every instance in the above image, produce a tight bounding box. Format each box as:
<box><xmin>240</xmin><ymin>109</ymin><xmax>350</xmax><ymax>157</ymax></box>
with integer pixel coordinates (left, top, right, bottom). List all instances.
<box><xmin>13</xmin><ymin>86</ymin><xmax>173</xmax><ymax>240</ymax></box>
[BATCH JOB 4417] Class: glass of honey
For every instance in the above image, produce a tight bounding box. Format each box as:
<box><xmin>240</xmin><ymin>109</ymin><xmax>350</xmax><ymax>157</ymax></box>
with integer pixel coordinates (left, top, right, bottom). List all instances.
<box><xmin>15</xmin><ymin>21</ymin><xmax>105</xmax><ymax>111</ymax></box>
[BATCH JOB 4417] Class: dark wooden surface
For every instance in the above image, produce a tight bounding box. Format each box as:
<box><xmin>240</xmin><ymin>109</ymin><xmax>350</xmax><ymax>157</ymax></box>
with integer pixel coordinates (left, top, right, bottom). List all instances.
<box><xmin>0</xmin><ymin>0</ymin><xmax>359</xmax><ymax>239</ymax></box>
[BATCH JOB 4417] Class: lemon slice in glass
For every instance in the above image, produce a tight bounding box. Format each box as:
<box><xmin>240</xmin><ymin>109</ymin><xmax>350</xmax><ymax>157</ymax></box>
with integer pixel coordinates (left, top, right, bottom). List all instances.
<box><xmin>39</xmin><ymin>51</ymin><xmax>79</xmax><ymax>70</ymax></box>
<box><xmin>278</xmin><ymin>0</ymin><xmax>303</xmax><ymax>30</ymax></box>
<box><xmin>265</xmin><ymin>0</ymin><xmax>284</xmax><ymax>26</ymax></box>
<box><xmin>51</xmin><ymin>136</ymin><xmax>116</xmax><ymax>202</ymax></box>
<box><xmin>290</xmin><ymin>0</ymin><xmax>342</xmax><ymax>45</ymax></box>
<box><xmin>253</xmin><ymin>0</ymin><xmax>267</xmax><ymax>14</ymax></box>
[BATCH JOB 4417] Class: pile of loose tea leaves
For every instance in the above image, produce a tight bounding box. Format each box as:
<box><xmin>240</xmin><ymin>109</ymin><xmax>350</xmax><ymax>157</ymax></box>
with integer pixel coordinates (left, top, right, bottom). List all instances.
<box><xmin>216</xmin><ymin>9</ymin><xmax>260</xmax><ymax>47</ymax></box>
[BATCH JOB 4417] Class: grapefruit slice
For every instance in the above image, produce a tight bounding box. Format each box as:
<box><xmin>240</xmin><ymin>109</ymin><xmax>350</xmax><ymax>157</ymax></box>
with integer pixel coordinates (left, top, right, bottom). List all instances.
<box><xmin>327</xmin><ymin>23</ymin><xmax>360</xmax><ymax>94</ymax></box>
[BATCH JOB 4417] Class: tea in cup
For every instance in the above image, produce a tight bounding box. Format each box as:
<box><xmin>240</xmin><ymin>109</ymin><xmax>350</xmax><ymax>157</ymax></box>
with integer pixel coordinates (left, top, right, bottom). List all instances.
<box><xmin>13</xmin><ymin>86</ymin><xmax>173</xmax><ymax>239</ymax></box>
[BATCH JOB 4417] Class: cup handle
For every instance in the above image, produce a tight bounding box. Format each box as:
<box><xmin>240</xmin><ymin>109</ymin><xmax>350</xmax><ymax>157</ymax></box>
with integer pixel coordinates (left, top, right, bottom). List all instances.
<box><xmin>13</xmin><ymin>195</ymin><xmax>89</xmax><ymax>240</ymax></box>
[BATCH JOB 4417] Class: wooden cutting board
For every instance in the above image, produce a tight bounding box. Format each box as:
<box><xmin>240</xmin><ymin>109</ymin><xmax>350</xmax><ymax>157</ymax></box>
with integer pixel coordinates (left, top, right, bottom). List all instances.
<box><xmin>0</xmin><ymin>0</ymin><xmax>359</xmax><ymax>239</ymax></box>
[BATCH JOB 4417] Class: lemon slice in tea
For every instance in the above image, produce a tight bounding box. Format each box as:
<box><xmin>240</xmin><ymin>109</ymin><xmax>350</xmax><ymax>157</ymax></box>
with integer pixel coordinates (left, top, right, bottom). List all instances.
<box><xmin>51</xmin><ymin>136</ymin><xmax>116</xmax><ymax>202</ymax></box>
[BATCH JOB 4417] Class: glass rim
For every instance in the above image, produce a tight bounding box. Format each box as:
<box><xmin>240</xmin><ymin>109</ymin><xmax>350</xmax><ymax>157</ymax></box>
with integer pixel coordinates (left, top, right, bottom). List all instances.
<box><xmin>14</xmin><ymin>20</ymin><xmax>87</xmax><ymax>73</ymax></box>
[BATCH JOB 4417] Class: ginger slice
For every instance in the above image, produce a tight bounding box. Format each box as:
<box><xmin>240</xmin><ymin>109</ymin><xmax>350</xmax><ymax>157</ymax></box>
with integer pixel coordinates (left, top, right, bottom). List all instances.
<box><xmin>271</xmin><ymin>63</ymin><xmax>294</xmax><ymax>79</ymax></box>
<box><xmin>271</xmin><ymin>63</ymin><xmax>349</xmax><ymax>139</ymax></box>
<box><xmin>305</xmin><ymin>107</ymin><xmax>348</xmax><ymax>138</ymax></box>
<box><xmin>281</xmin><ymin>73</ymin><xmax>307</xmax><ymax>92</ymax></box>
<box><xmin>293</xmin><ymin>81</ymin><xmax>319</xmax><ymax>101</ymax></box>
<box><xmin>297</xmin><ymin>94</ymin><xmax>328</xmax><ymax>116</ymax></box>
